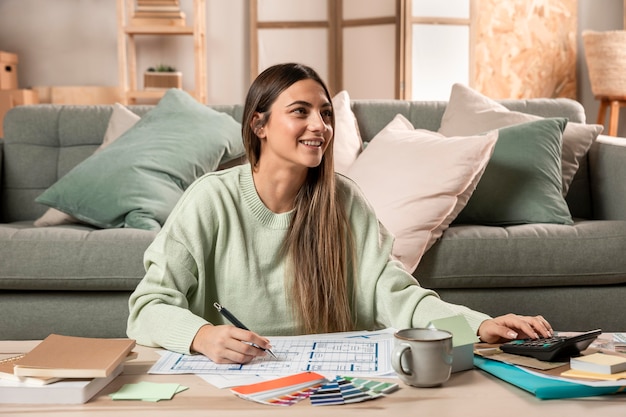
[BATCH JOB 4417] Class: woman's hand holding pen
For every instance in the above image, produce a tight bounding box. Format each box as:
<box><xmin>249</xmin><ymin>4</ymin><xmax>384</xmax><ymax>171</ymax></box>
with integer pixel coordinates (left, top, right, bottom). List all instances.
<box><xmin>191</xmin><ymin>324</ymin><xmax>273</xmax><ymax>364</ymax></box>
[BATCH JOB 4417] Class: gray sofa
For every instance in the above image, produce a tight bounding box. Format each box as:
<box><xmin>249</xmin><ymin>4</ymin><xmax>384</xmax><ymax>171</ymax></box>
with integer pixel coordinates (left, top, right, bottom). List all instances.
<box><xmin>1</xmin><ymin>99</ymin><xmax>625</xmax><ymax>340</ymax></box>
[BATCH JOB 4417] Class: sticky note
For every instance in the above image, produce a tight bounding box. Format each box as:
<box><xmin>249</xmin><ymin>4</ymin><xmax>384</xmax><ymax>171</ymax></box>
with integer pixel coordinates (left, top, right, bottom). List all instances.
<box><xmin>110</xmin><ymin>382</ymin><xmax>188</xmax><ymax>402</ymax></box>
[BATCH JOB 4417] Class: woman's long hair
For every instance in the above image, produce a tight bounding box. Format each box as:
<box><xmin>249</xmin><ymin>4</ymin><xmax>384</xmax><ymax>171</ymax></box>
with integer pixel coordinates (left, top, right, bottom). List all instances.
<box><xmin>242</xmin><ymin>63</ymin><xmax>355</xmax><ymax>334</ymax></box>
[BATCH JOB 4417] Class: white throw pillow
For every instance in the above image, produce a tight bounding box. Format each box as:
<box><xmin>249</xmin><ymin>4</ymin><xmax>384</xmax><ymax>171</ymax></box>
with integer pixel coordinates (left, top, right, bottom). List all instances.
<box><xmin>32</xmin><ymin>206</ymin><xmax>80</xmax><ymax>227</ymax></box>
<box><xmin>346</xmin><ymin>114</ymin><xmax>498</xmax><ymax>272</ymax></box>
<box><xmin>102</xmin><ymin>103</ymin><xmax>141</xmax><ymax>148</ymax></box>
<box><xmin>34</xmin><ymin>103</ymin><xmax>140</xmax><ymax>227</ymax></box>
<box><xmin>332</xmin><ymin>90</ymin><xmax>363</xmax><ymax>175</ymax></box>
<box><xmin>438</xmin><ymin>83</ymin><xmax>603</xmax><ymax>196</ymax></box>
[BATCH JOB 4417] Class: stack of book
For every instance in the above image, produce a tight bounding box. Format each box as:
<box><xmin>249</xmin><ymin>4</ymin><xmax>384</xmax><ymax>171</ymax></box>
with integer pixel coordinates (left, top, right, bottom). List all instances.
<box><xmin>563</xmin><ymin>352</ymin><xmax>626</xmax><ymax>380</ymax></box>
<box><xmin>132</xmin><ymin>0</ymin><xmax>186</xmax><ymax>27</ymax></box>
<box><xmin>0</xmin><ymin>334</ymin><xmax>136</xmax><ymax>404</ymax></box>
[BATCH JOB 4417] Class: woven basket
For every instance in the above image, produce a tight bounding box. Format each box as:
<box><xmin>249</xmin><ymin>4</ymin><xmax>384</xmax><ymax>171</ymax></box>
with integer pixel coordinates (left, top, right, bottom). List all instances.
<box><xmin>582</xmin><ymin>30</ymin><xmax>626</xmax><ymax>97</ymax></box>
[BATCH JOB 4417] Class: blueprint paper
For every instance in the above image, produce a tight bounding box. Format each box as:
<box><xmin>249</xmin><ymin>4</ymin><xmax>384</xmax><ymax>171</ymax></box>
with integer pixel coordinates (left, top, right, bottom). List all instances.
<box><xmin>149</xmin><ymin>330</ymin><xmax>395</xmax><ymax>378</ymax></box>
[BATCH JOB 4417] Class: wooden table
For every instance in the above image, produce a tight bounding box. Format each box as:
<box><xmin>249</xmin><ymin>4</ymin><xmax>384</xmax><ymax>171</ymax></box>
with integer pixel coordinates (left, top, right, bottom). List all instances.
<box><xmin>1</xmin><ymin>340</ymin><xmax>625</xmax><ymax>417</ymax></box>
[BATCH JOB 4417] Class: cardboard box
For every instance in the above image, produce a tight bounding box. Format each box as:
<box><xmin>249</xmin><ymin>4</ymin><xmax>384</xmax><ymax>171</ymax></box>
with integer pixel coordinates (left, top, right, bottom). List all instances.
<box><xmin>0</xmin><ymin>51</ymin><xmax>18</xmax><ymax>90</ymax></box>
<box><xmin>429</xmin><ymin>315</ymin><xmax>480</xmax><ymax>373</ymax></box>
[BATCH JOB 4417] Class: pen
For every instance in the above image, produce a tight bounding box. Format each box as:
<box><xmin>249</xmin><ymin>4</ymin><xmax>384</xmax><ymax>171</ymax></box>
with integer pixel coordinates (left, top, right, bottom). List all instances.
<box><xmin>213</xmin><ymin>302</ymin><xmax>277</xmax><ymax>359</ymax></box>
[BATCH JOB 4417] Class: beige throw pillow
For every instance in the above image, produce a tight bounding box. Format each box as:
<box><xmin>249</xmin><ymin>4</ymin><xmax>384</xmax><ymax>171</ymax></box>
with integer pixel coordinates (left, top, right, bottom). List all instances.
<box><xmin>102</xmin><ymin>103</ymin><xmax>141</xmax><ymax>148</ymax></box>
<box><xmin>346</xmin><ymin>114</ymin><xmax>498</xmax><ymax>272</ymax></box>
<box><xmin>438</xmin><ymin>83</ymin><xmax>603</xmax><ymax>196</ymax></box>
<box><xmin>332</xmin><ymin>90</ymin><xmax>363</xmax><ymax>175</ymax></box>
<box><xmin>34</xmin><ymin>103</ymin><xmax>140</xmax><ymax>227</ymax></box>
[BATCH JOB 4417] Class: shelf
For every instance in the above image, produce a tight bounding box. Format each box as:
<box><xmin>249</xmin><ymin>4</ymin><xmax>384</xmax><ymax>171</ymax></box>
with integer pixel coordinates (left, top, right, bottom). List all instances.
<box><xmin>117</xmin><ymin>0</ymin><xmax>207</xmax><ymax>105</ymax></box>
<box><xmin>127</xmin><ymin>90</ymin><xmax>171</xmax><ymax>100</ymax></box>
<box><xmin>124</xmin><ymin>26</ymin><xmax>194</xmax><ymax>35</ymax></box>
<box><xmin>126</xmin><ymin>89</ymin><xmax>199</xmax><ymax>101</ymax></box>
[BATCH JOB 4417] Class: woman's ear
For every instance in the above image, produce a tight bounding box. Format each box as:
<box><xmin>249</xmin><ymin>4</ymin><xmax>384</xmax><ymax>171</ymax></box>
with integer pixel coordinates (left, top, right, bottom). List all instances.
<box><xmin>251</xmin><ymin>112</ymin><xmax>266</xmax><ymax>138</ymax></box>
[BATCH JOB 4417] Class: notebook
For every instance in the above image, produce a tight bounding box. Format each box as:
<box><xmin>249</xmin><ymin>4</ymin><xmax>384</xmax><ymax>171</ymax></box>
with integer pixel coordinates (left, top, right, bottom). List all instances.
<box><xmin>13</xmin><ymin>334</ymin><xmax>135</xmax><ymax>378</ymax></box>
<box><xmin>570</xmin><ymin>352</ymin><xmax>626</xmax><ymax>374</ymax></box>
<box><xmin>0</xmin><ymin>355</ymin><xmax>61</xmax><ymax>386</ymax></box>
<box><xmin>474</xmin><ymin>356</ymin><xmax>626</xmax><ymax>400</ymax></box>
<box><xmin>0</xmin><ymin>363</ymin><xmax>123</xmax><ymax>404</ymax></box>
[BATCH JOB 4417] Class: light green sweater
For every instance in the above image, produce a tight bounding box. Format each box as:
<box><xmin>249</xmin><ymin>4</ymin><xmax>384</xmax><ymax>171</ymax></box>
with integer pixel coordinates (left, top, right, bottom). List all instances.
<box><xmin>127</xmin><ymin>164</ymin><xmax>491</xmax><ymax>353</ymax></box>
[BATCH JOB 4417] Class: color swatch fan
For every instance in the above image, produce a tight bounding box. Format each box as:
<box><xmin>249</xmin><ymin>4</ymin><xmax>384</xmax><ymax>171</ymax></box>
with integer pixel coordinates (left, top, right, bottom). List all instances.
<box><xmin>230</xmin><ymin>372</ymin><xmax>327</xmax><ymax>406</ymax></box>
<box><xmin>310</xmin><ymin>376</ymin><xmax>399</xmax><ymax>406</ymax></box>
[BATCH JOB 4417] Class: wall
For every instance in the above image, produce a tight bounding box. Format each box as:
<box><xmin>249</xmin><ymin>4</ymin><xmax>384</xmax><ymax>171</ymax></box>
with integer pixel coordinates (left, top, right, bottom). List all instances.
<box><xmin>0</xmin><ymin>0</ymin><xmax>248</xmax><ymax>105</ymax></box>
<box><xmin>474</xmin><ymin>0</ymin><xmax>577</xmax><ymax>99</ymax></box>
<box><xmin>0</xmin><ymin>0</ymin><xmax>624</xmax><ymax>134</ymax></box>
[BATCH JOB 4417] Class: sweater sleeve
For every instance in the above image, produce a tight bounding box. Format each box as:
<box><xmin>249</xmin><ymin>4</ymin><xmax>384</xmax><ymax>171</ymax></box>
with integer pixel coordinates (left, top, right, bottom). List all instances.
<box><xmin>126</xmin><ymin>231</ymin><xmax>211</xmax><ymax>354</ymax></box>
<box><xmin>372</xmin><ymin>250</ymin><xmax>492</xmax><ymax>333</ymax></box>
<box><xmin>342</xmin><ymin>177</ymin><xmax>491</xmax><ymax>334</ymax></box>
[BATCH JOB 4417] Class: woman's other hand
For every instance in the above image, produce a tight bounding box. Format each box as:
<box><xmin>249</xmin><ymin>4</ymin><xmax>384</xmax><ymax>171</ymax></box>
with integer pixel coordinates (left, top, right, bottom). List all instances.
<box><xmin>477</xmin><ymin>314</ymin><xmax>553</xmax><ymax>344</ymax></box>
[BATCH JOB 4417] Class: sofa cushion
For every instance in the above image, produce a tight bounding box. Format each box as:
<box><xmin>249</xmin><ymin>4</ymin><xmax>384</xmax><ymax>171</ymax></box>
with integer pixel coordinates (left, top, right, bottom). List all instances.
<box><xmin>439</xmin><ymin>83</ymin><xmax>603</xmax><ymax>197</ymax></box>
<box><xmin>455</xmin><ymin>118</ymin><xmax>574</xmax><ymax>226</ymax></box>
<box><xmin>346</xmin><ymin>114</ymin><xmax>497</xmax><ymax>272</ymax></box>
<box><xmin>35</xmin><ymin>89</ymin><xmax>244</xmax><ymax>231</ymax></box>
<box><xmin>0</xmin><ymin>222</ymin><xmax>154</xmax><ymax>291</ymax></box>
<box><xmin>33</xmin><ymin>103</ymin><xmax>142</xmax><ymax>227</ymax></box>
<box><xmin>415</xmin><ymin>220</ymin><xmax>626</xmax><ymax>289</ymax></box>
<box><xmin>332</xmin><ymin>90</ymin><xmax>363</xmax><ymax>174</ymax></box>
<box><xmin>102</xmin><ymin>102</ymin><xmax>141</xmax><ymax>147</ymax></box>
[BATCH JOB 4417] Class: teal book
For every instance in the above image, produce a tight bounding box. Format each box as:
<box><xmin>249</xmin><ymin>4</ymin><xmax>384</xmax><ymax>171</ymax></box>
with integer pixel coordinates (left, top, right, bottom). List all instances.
<box><xmin>474</xmin><ymin>356</ymin><xmax>626</xmax><ymax>400</ymax></box>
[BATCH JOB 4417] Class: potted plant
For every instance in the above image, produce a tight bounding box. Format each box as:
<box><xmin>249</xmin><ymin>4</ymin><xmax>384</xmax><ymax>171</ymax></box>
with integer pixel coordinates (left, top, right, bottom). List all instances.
<box><xmin>144</xmin><ymin>64</ymin><xmax>182</xmax><ymax>90</ymax></box>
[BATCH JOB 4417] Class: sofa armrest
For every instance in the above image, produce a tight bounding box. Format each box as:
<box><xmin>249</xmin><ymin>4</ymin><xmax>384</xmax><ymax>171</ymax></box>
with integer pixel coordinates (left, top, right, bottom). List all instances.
<box><xmin>588</xmin><ymin>135</ymin><xmax>626</xmax><ymax>220</ymax></box>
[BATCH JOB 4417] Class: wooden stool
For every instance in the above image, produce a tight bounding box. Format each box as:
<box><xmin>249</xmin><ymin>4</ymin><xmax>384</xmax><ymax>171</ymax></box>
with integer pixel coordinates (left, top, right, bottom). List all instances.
<box><xmin>596</xmin><ymin>95</ymin><xmax>626</xmax><ymax>136</ymax></box>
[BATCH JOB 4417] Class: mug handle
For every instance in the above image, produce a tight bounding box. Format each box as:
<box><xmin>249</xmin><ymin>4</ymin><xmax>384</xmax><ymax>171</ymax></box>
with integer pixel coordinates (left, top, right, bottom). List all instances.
<box><xmin>391</xmin><ymin>343</ymin><xmax>414</xmax><ymax>376</ymax></box>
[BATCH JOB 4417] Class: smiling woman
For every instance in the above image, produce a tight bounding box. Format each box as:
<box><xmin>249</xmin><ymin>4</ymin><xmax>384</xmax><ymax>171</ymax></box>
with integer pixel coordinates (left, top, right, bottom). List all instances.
<box><xmin>251</xmin><ymin>78</ymin><xmax>334</xmax><ymax>187</ymax></box>
<box><xmin>127</xmin><ymin>63</ymin><xmax>553</xmax><ymax>366</ymax></box>
<box><xmin>241</xmin><ymin>64</ymin><xmax>352</xmax><ymax>337</ymax></box>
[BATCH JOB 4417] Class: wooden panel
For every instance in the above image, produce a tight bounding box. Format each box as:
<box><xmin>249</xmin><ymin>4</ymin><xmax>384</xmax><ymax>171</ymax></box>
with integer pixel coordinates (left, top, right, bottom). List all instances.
<box><xmin>473</xmin><ymin>0</ymin><xmax>577</xmax><ymax>99</ymax></box>
<box><xmin>33</xmin><ymin>86</ymin><xmax>121</xmax><ymax>105</ymax></box>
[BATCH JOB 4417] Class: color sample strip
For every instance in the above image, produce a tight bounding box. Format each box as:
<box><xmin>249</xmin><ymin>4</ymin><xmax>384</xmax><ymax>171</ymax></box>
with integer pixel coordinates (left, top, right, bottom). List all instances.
<box><xmin>310</xmin><ymin>376</ymin><xmax>399</xmax><ymax>406</ymax></box>
<box><xmin>231</xmin><ymin>372</ymin><xmax>327</xmax><ymax>406</ymax></box>
<box><xmin>266</xmin><ymin>384</ymin><xmax>322</xmax><ymax>406</ymax></box>
<box><xmin>309</xmin><ymin>380</ymin><xmax>344</xmax><ymax>406</ymax></box>
<box><xmin>336</xmin><ymin>377</ymin><xmax>373</xmax><ymax>403</ymax></box>
<box><xmin>343</xmin><ymin>376</ymin><xmax>400</xmax><ymax>395</ymax></box>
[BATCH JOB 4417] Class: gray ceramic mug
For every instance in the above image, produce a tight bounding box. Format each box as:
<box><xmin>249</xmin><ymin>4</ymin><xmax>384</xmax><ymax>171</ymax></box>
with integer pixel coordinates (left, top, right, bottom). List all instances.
<box><xmin>391</xmin><ymin>328</ymin><xmax>453</xmax><ymax>387</ymax></box>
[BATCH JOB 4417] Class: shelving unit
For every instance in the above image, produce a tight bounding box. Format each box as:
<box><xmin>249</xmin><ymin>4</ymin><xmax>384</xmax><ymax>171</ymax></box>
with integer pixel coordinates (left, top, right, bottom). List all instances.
<box><xmin>116</xmin><ymin>0</ymin><xmax>207</xmax><ymax>104</ymax></box>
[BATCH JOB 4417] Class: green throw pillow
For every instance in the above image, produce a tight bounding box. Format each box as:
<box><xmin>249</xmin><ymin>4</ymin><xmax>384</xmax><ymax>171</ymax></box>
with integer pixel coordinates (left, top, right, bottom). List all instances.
<box><xmin>455</xmin><ymin>118</ymin><xmax>573</xmax><ymax>226</ymax></box>
<box><xmin>36</xmin><ymin>89</ymin><xmax>244</xmax><ymax>230</ymax></box>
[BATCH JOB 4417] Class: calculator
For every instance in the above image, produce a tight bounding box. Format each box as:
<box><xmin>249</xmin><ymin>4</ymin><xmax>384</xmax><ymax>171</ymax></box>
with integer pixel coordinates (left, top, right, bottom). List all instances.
<box><xmin>499</xmin><ymin>329</ymin><xmax>602</xmax><ymax>361</ymax></box>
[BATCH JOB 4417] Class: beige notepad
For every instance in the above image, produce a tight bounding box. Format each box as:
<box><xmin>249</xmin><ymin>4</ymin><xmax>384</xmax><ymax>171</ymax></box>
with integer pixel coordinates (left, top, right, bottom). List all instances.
<box><xmin>570</xmin><ymin>352</ymin><xmax>626</xmax><ymax>374</ymax></box>
<box><xmin>0</xmin><ymin>355</ymin><xmax>61</xmax><ymax>385</ymax></box>
<box><xmin>13</xmin><ymin>334</ymin><xmax>135</xmax><ymax>378</ymax></box>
